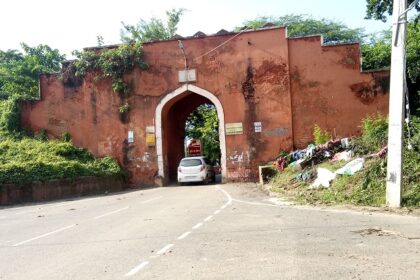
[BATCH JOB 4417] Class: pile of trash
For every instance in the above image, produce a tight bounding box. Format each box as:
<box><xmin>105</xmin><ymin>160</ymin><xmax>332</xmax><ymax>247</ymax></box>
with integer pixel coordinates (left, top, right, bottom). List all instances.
<box><xmin>273</xmin><ymin>138</ymin><xmax>387</xmax><ymax>189</ymax></box>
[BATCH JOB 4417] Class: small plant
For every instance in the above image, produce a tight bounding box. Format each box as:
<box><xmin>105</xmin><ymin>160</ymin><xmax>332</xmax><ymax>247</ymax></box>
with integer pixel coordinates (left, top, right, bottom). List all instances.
<box><xmin>119</xmin><ymin>103</ymin><xmax>130</xmax><ymax>113</ymax></box>
<box><xmin>313</xmin><ymin>124</ymin><xmax>331</xmax><ymax>145</ymax></box>
<box><xmin>61</xmin><ymin>132</ymin><xmax>72</xmax><ymax>142</ymax></box>
<box><xmin>35</xmin><ymin>129</ymin><xmax>48</xmax><ymax>141</ymax></box>
<box><xmin>361</xmin><ymin>114</ymin><xmax>388</xmax><ymax>151</ymax></box>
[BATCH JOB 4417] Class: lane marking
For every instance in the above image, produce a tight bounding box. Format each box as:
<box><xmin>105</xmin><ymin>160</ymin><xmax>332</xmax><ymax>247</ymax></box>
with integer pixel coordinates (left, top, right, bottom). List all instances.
<box><xmin>125</xmin><ymin>261</ymin><xmax>149</xmax><ymax>277</ymax></box>
<box><xmin>93</xmin><ymin>206</ymin><xmax>129</xmax><ymax>220</ymax></box>
<box><xmin>140</xmin><ymin>196</ymin><xmax>163</xmax><ymax>204</ymax></box>
<box><xmin>156</xmin><ymin>244</ymin><xmax>174</xmax><ymax>255</ymax></box>
<box><xmin>13</xmin><ymin>224</ymin><xmax>76</xmax><ymax>246</ymax></box>
<box><xmin>177</xmin><ymin>231</ymin><xmax>191</xmax><ymax>240</ymax></box>
<box><xmin>215</xmin><ymin>186</ymin><xmax>233</xmax><ymax>205</ymax></box>
<box><xmin>204</xmin><ymin>215</ymin><xmax>213</xmax><ymax>222</ymax></box>
<box><xmin>214</xmin><ymin>210</ymin><xmax>221</xmax><ymax>215</ymax></box>
<box><xmin>192</xmin><ymin>222</ymin><xmax>203</xmax><ymax>229</ymax></box>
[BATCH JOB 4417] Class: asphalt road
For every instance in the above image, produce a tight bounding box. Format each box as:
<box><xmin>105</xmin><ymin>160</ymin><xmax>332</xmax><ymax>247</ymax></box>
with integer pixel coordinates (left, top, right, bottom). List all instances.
<box><xmin>0</xmin><ymin>183</ymin><xmax>419</xmax><ymax>279</ymax></box>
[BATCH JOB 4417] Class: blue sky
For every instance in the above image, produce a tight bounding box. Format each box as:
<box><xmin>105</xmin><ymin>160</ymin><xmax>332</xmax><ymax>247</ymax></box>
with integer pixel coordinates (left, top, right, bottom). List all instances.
<box><xmin>1</xmin><ymin>0</ymin><xmax>394</xmax><ymax>57</ymax></box>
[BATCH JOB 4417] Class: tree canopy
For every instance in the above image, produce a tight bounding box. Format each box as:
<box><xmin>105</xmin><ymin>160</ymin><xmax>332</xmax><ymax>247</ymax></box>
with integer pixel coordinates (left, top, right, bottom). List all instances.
<box><xmin>239</xmin><ymin>14</ymin><xmax>365</xmax><ymax>44</ymax></box>
<box><xmin>120</xmin><ymin>8</ymin><xmax>185</xmax><ymax>43</ymax></box>
<box><xmin>185</xmin><ymin>104</ymin><xmax>220</xmax><ymax>163</ymax></box>
<box><xmin>0</xmin><ymin>44</ymin><xmax>65</xmax><ymax>100</ymax></box>
<box><xmin>365</xmin><ymin>0</ymin><xmax>419</xmax><ymax>22</ymax></box>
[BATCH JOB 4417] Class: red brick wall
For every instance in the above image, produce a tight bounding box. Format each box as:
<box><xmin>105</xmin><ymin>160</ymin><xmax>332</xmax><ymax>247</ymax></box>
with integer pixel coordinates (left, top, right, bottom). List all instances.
<box><xmin>288</xmin><ymin>36</ymin><xmax>389</xmax><ymax>148</ymax></box>
<box><xmin>20</xmin><ymin>27</ymin><xmax>389</xmax><ymax>184</ymax></box>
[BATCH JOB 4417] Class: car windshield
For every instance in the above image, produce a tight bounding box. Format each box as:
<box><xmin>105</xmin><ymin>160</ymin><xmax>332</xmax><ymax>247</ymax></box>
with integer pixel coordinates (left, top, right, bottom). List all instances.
<box><xmin>180</xmin><ymin>159</ymin><xmax>202</xmax><ymax>167</ymax></box>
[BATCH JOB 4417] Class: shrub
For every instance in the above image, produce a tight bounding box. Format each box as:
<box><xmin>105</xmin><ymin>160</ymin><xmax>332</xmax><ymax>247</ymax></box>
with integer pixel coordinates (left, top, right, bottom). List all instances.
<box><xmin>0</xmin><ymin>138</ymin><xmax>125</xmax><ymax>186</ymax></box>
<box><xmin>360</xmin><ymin>114</ymin><xmax>388</xmax><ymax>152</ymax></box>
<box><xmin>313</xmin><ymin>124</ymin><xmax>331</xmax><ymax>145</ymax></box>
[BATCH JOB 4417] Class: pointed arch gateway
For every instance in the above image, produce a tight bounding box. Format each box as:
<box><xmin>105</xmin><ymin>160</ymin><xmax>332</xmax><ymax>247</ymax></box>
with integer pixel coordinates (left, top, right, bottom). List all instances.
<box><xmin>155</xmin><ymin>84</ymin><xmax>227</xmax><ymax>183</ymax></box>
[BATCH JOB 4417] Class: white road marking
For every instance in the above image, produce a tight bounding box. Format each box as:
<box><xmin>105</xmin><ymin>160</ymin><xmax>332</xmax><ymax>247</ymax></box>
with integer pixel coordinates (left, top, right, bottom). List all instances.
<box><xmin>125</xmin><ymin>261</ymin><xmax>149</xmax><ymax>277</ymax></box>
<box><xmin>215</xmin><ymin>186</ymin><xmax>233</xmax><ymax>205</ymax></box>
<box><xmin>177</xmin><ymin>231</ymin><xmax>191</xmax><ymax>240</ymax></box>
<box><xmin>93</xmin><ymin>206</ymin><xmax>129</xmax><ymax>220</ymax></box>
<box><xmin>204</xmin><ymin>215</ymin><xmax>213</xmax><ymax>222</ymax></box>
<box><xmin>13</xmin><ymin>224</ymin><xmax>76</xmax><ymax>246</ymax></box>
<box><xmin>156</xmin><ymin>244</ymin><xmax>174</xmax><ymax>255</ymax></box>
<box><xmin>214</xmin><ymin>210</ymin><xmax>221</xmax><ymax>215</ymax></box>
<box><xmin>140</xmin><ymin>196</ymin><xmax>163</xmax><ymax>204</ymax></box>
<box><xmin>192</xmin><ymin>222</ymin><xmax>203</xmax><ymax>229</ymax></box>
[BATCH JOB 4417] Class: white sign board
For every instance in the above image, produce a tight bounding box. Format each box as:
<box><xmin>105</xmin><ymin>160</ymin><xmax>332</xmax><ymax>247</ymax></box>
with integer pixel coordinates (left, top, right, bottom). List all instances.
<box><xmin>178</xmin><ymin>69</ymin><xmax>197</xmax><ymax>82</ymax></box>
<box><xmin>254</xmin><ymin>122</ymin><xmax>262</xmax><ymax>133</ymax></box>
<box><xmin>128</xmin><ymin>131</ymin><xmax>134</xmax><ymax>143</ymax></box>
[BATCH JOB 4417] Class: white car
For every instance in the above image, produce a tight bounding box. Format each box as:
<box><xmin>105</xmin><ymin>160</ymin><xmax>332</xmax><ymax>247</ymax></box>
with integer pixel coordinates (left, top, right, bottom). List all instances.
<box><xmin>177</xmin><ymin>156</ymin><xmax>215</xmax><ymax>184</ymax></box>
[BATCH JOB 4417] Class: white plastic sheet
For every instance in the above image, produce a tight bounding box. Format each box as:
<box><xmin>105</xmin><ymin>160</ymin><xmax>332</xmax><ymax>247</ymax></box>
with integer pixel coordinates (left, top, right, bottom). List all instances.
<box><xmin>335</xmin><ymin>158</ymin><xmax>364</xmax><ymax>175</ymax></box>
<box><xmin>309</xmin><ymin>168</ymin><xmax>336</xmax><ymax>189</ymax></box>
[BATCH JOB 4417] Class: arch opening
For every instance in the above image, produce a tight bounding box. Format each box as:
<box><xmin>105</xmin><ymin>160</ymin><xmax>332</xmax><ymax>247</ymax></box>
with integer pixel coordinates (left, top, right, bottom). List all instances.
<box><xmin>155</xmin><ymin>84</ymin><xmax>226</xmax><ymax>184</ymax></box>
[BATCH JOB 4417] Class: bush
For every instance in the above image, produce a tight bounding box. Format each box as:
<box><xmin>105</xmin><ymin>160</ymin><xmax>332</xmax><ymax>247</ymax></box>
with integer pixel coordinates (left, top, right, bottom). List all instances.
<box><xmin>0</xmin><ymin>137</ymin><xmax>125</xmax><ymax>186</ymax></box>
<box><xmin>0</xmin><ymin>98</ymin><xmax>21</xmax><ymax>139</ymax></box>
<box><xmin>313</xmin><ymin>124</ymin><xmax>331</xmax><ymax>145</ymax></box>
<box><xmin>360</xmin><ymin>114</ymin><xmax>388</xmax><ymax>152</ymax></box>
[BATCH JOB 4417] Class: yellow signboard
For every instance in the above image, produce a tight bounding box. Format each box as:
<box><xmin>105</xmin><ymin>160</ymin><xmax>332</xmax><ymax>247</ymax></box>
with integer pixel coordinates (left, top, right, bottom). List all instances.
<box><xmin>146</xmin><ymin>133</ymin><xmax>155</xmax><ymax>146</ymax></box>
<box><xmin>226</xmin><ymin>122</ymin><xmax>243</xmax><ymax>135</ymax></box>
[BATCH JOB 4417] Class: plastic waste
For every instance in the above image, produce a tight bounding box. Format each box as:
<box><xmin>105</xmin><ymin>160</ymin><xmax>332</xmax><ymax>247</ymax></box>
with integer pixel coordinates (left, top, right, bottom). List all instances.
<box><xmin>335</xmin><ymin>158</ymin><xmax>364</xmax><ymax>175</ymax></box>
<box><xmin>332</xmin><ymin>150</ymin><xmax>352</xmax><ymax>162</ymax></box>
<box><xmin>308</xmin><ymin>168</ymin><xmax>336</xmax><ymax>189</ymax></box>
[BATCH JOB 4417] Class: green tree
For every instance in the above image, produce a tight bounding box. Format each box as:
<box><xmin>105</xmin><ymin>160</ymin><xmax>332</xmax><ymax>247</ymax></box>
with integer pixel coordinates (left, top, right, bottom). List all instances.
<box><xmin>239</xmin><ymin>14</ymin><xmax>365</xmax><ymax>44</ymax></box>
<box><xmin>366</xmin><ymin>22</ymin><xmax>419</xmax><ymax>83</ymax></box>
<box><xmin>365</xmin><ymin>0</ymin><xmax>419</xmax><ymax>22</ymax></box>
<box><xmin>361</xmin><ymin>30</ymin><xmax>392</xmax><ymax>71</ymax></box>
<box><xmin>0</xmin><ymin>44</ymin><xmax>65</xmax><ymax>100</ymax></box>
<box><xmin>120</xmin><ymin>8</ymin><xmax>185</xmax><ymax>43</ymax></box>
<box><xmin>185</xmin><ymin>104</ymin><xmax>220</xmax><ymax>163</ymax></box>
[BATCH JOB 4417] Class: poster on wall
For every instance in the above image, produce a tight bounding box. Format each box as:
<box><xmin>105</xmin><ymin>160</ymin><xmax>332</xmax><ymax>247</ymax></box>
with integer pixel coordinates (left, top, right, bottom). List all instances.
<box><xmin>225</xmin><ymin>122</ymin><xmax>243</xmax><ymax>135</ymax></box>
<box><xmin>254</xmin><ymin>122</ymin><xmax>262</xmax><ymax>133</ymax></box>
<box><xmin>128</xmin><ymin>131</ymin><xmax>134</xmax><ymax>143</ymax></box>
<box><xmin>146</xmin><ymin>126</ymin><xmax>155</xmax><ymax>146</ymax></box>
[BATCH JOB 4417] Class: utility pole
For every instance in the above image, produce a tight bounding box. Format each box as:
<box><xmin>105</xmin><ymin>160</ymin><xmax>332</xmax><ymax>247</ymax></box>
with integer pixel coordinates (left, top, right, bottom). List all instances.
<box><xmin>386</xmin><ymin>0</ymin><xmax>407</xmax><ymax>208</ymax></box>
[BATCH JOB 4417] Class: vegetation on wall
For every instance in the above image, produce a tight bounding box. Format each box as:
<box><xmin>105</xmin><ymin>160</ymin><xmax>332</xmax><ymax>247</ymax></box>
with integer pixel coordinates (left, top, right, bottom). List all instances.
<box><xmin>70</xmin><ymin>43</ymin><xmax>148</xmax><ymax>115</ymax></box>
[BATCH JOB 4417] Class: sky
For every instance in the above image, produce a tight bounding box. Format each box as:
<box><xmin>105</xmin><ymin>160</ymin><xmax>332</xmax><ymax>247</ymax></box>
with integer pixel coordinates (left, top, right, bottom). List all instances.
<box><xmin>1</xmin><ymin>0</ymin><xmax>394</xmax><ymax>57</ymax></box>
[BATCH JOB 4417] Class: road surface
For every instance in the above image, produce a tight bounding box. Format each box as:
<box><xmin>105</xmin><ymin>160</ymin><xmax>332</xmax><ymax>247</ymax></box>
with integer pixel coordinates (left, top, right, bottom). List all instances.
<box><xmin>0</xmin><ymin>183</ymin><xmax>419</xmax><ymax>279</ymax></box>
